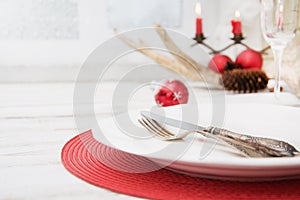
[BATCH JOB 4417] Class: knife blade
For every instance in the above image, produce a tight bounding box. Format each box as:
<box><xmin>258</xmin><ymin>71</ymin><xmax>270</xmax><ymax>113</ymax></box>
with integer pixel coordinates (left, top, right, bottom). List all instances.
<box><xmin>140</xmin><ymin>111</ymin><xmax>205</xmax><ymax>131</ymax></box>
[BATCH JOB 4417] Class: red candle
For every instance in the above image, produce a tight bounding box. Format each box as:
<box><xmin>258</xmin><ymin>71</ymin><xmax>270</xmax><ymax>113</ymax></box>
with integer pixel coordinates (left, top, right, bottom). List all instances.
<box><xmin>231</xmin><ymin>10</ymin><xmax>242</xmax><ymax>35</ymax></box>
<box><xmin>196</xmin><ymin>18</ymin><xmax>202</xmax><ymax>35</ymax></box>
<box><xmin>278</xmin><ymin>4</ymin><xmax>283</xmax><ymax>30</ymax></box>
<box><xmin>195</xmin><ymin>2</ymin><xmax>202</xmax><ymax>35</ymax></box>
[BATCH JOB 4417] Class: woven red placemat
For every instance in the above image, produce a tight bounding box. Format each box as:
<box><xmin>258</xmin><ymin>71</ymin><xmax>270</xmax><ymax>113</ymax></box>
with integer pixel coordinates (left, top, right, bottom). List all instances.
<box><xmin>61</xmin><ymin>130</ymin><xmax>300</xmax><ymax>200</ymax></box>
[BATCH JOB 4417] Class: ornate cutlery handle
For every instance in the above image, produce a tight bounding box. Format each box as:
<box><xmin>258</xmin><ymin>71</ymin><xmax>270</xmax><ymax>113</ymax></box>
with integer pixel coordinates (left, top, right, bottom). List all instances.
<box><xmin>206</xmin><ymin>127</ymin><xmax>299</xmax><ymax>157</ymax></box>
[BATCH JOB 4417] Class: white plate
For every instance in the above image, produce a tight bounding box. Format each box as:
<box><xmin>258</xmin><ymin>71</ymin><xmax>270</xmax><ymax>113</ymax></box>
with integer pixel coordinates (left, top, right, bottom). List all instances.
<box><xmin>93</xmin><ymin>103</ymin><xmax>300</xmax><ymax>181</ymax></box>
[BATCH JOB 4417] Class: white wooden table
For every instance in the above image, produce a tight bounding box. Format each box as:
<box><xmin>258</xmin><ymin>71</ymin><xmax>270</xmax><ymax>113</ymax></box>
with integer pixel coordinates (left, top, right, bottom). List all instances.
<box><xmin>0</xmin><ymin>82</ymin><xmax>145</xmax><ymax>200</ymax></box>
<box><xmin>1</xmin><ymin>82</ymin><xmax>300</xmax><ymax>200</ymax></box>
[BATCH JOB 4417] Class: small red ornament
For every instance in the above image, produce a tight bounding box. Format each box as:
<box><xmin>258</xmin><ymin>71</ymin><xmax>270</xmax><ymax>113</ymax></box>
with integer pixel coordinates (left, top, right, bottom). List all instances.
<box><xmin>208</xmin><ymin>54</ymin><xmax>233</xmax><ymax>73</ymax></box>
<box><xmin>154</xmin><ymin>80</ymin><xmax>189</xmax><ymax>107</ymax></box>
<box><xmin>235</xmin><ymin>49</ymin><xmax>263</xmax><ymax>69</ymax></box>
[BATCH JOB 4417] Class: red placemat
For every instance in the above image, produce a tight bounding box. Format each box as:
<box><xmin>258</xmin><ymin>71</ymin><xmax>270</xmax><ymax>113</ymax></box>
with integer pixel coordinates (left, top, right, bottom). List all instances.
<box><xmin>61</xmin><ymin>130</ymin><xmax>300</xmax><ymax>200</ymax></box>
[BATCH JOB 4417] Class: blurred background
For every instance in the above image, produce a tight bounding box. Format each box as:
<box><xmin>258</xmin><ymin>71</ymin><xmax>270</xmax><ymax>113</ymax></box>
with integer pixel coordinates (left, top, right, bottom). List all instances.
<box><xmin>0</xmin><ymin>0</ymin><xmax>274</xmax><ymax>82</ymax></box>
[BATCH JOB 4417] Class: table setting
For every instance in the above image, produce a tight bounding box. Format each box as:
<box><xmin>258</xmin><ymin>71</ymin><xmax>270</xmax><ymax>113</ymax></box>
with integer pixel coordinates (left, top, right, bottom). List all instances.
<box><xmin>60</xmin><ymin>1</ymin><xmax>300</xmax><ymax>199</ymax></box>
<box><xmin>2</xmin><ymin>0</ymin><xmax>300</xmax><ymax>199</ymax></box>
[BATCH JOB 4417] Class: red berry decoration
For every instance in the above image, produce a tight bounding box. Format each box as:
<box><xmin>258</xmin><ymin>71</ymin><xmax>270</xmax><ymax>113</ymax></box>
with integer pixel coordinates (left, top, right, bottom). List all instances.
<box><xmin>208</xmin><ymin>54</ymin><xmax>233</xmax><ymax>73</ymax></box>
<box><xmin>154</xmin><ymin>79</ymin><xmax>189</xmax><ymax>107</ymax></box>
<box><xmin>235</xmin><ymin>49</ymin><xmax>263</xmax><ymax>69</ymax></box>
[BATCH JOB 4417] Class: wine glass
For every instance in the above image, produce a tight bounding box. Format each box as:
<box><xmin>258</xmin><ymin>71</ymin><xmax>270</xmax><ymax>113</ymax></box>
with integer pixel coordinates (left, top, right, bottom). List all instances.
<box><xmin>261</xmin><ymin>0</ymin><xmax>299</xmax><ymax>97</ymax></box>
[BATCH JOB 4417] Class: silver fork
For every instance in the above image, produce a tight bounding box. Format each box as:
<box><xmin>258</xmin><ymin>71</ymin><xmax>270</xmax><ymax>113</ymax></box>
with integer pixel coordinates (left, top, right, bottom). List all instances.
<box><xmin>138</xmin><ymin>117</ymin><xmax>265</xmax><ymax>157</ymax></box>
<box><xmin>138</xmin><ymin>116</ymin><xmax>300</xmax><ymax>158</ymax></box>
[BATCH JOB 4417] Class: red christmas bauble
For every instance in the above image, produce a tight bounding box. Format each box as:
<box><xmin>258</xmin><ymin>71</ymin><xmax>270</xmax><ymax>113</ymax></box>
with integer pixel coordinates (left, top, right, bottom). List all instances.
<box><xmin>235</xmin><ymin>49</ymin><xmax>263</xmax><ymax>69</ymax></box>
<box><xmin>154</xmin><ymin>80</ymin><xmax>189</xmax><ymax>107</ymax></box>
<box><xmin>208</xmin><ymin>54</ymin><xmax>233</xmax><ymax>73</ymax></box>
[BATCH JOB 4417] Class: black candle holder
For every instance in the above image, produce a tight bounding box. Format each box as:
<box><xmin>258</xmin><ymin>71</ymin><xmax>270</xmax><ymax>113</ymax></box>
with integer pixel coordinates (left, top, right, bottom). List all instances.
<box><xmin>192</xmin><ymin>33</ymin><xmax>270</xmax><ymax>55</ymax></box>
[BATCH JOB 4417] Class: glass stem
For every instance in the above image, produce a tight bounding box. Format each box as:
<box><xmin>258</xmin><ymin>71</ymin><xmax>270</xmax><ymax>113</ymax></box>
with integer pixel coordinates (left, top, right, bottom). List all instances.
<box><xmin>271</xmin><ymin>45</ymin><xmax>285</xmax><ymax>97</ymax></box>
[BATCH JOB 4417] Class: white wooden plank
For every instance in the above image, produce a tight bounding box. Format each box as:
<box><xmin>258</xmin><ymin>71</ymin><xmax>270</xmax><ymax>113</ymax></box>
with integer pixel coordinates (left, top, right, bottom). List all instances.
<box><xmin>0</xmin><ymin>83</ymin><xmax>146</xmax><ymax>199</ymax></box>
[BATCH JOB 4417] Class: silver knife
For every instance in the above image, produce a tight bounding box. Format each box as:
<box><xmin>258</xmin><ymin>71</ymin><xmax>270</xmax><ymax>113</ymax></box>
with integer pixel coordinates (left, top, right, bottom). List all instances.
<box><xmin>140</xmin><ymin>111</ymin><xmax>204</xmax><ymax>131</ymax></box>
<box><xmin>140</xmin><ymin>111</ymin><xmax>300</xmax><ymax>157</ymax></box>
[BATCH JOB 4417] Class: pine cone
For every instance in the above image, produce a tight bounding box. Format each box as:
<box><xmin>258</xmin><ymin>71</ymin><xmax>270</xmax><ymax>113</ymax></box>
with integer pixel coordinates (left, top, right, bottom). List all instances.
<box><xmin>221</xmin><ymin>69</ymin><xmax>269</xmax><ymax>93</ymax></box>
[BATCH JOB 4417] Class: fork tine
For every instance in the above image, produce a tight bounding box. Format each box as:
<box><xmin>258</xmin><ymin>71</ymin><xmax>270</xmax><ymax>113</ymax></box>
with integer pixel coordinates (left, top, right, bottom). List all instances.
<box><xmin>139</xmin><ymin>117</ymin><xmax>175</xmax><ymax>139</ymax></box>
<box><xmin>143</xmin><ymin>117</ymin><xmax>175</xmax><ymax>137</ymax></box>
<box><xmin>138</xmin><ymin>118</ymin><xmax>159</xmax><ymax>135</ymax></box>
<box><xmin>138</xmin><ymin>119</ymin><xmax>153</xmax><ymax>133</ymax></box>
<box><xmin>141</xmin><ymin>117</ymin><xmax>168</xmax><ymax>138</ymax></box>
<box><xmin>138</xmin><ymin>118</ymin><xmax>158</xmax><ymax>134</ymax></box>
<box><xmin>142</xmin><ymin>118</ymin><xmax>166</xmax><ymax>138</ymax></box>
